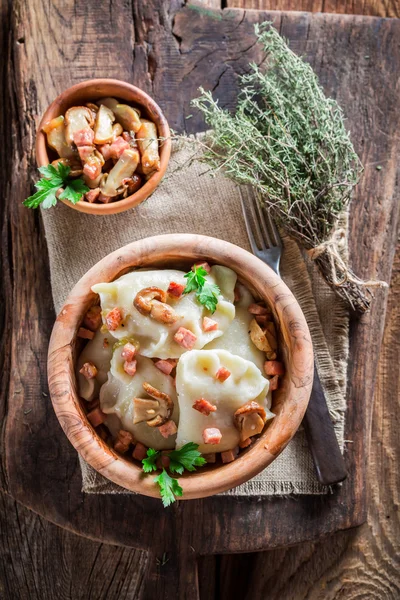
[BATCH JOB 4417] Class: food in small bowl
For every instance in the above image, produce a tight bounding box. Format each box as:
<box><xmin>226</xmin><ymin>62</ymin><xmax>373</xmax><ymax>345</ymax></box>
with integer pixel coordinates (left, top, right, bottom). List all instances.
<box><xmin>48</xmin><ymin>235</ymin><xmax>314</xmax><ymax>502</ymax></box>
<box><xmin>34</xmin><ymin>79</ymin><xmax>171</xmax><ymax>215</ymax></box>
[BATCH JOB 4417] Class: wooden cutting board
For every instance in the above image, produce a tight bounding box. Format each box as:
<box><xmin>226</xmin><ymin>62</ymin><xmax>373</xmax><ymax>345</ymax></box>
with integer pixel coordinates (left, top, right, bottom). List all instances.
<box><xmin>1</xmin><ymin>2</ymin><xmax>399</xmax><ymax>598</ymax></box>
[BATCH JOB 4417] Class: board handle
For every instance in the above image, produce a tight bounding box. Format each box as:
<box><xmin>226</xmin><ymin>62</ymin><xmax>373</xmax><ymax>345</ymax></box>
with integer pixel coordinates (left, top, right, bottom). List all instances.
<box><xmin>303</xmin><ymin>364</ymin><xmax>348</xmax><ymax>486</ymax></box>
<box><xmin>144</xmin><ymin>544</ymin><xmax>200</xmax><ymax>600</ymax></box>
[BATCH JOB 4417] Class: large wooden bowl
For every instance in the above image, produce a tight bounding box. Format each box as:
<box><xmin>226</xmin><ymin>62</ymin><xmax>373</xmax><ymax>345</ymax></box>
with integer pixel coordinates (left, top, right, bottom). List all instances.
<box><xmin>47</xmin><ymin>235</ymin><xmax>314</xmax><ymax>499</ymax></box>
<box><xmin>36</xmin><ymin>79</ymin><xmax>171</xmax><ymax>215</ymax></box>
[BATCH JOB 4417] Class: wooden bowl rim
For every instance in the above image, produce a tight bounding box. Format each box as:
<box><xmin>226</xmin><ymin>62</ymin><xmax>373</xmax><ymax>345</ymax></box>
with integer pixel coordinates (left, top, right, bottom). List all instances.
<box><xmin>35</xmin><ymin>78</ymin><xmax>171</xmax><ymax>216</ymax></box>
<box><xmin>47</xmin><ymin>234</ymin><xmax>314</xmax><ymax>500</ymax></box>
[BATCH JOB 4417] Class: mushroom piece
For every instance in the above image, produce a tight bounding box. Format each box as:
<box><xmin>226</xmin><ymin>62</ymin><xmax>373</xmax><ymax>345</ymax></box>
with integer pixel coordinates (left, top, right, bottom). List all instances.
<box><xmin>100</xmin><ymin>97</ymin><xmax>142</xmax><ymax>133</ymax></box>
<box><xmin>149</xmin><ymin>300</ymin><xmax>178</xmax><ymax>325</ymax></box>
<box><xmin>99</xmin><ymin>148</ymin><xmax>140</xmax><ymax>197</ymax></box>
<box><xmin>111</xmin><ymin>122</ymin><xmax>123</xmax><ymax>141</ymax></box>
<box><xmin>133</xmin><ymin>287</ymin><xmax>167</xmax><ymax>315</ymax></box>
<box><xmin>64</xmin><ymin>106</ymin><xmax>94</xmax><ymax>145</ymax></box>
<box><xmin>133</xmin><ymin>382</ymin><xmax>174</xmax><ymax>427</ymax></box>
<box><xmin>137</xmin><ymin>119</ymin><xmax>161</xmax><ymax>175</ymax></box>
<box><xmin>51</xmin><ymin>157</ymin><xmax>82</xmax><ymax>177</ymax></box>
<box><xmin>83</xmin><ymin>171</ymin><xmax>102</xmax><ymax>189</ymax></box>
<box><xmin>82</xmin><ymin>149</ymin><xmax>105</xmax><ymax>181</ymax></box>
<box><xmin>94</xmin><ymin>104</ymin><xmax>115</xmax><ymax>145</ymax></box>
<box><xmin>42</xmin><ymin>116</ymin><xmax>76</xmax><ymax>159</ymax></box>
<box><xmin>249</xmin><ymin>318</ymin><xmax>277</xmax><ymax>359</ymax></box>
<box><xmin>234</xmin><ymin>401</ymin><xmax>267</xmax><ymax>442</ymax></box>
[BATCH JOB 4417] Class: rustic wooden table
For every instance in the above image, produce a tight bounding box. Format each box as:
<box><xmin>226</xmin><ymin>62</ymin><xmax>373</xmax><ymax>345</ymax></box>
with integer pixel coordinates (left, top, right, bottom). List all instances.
<box><xmin>1</xmin><ymin>1</ymin><xmax>399</xmax><ymax>598</ymax></box>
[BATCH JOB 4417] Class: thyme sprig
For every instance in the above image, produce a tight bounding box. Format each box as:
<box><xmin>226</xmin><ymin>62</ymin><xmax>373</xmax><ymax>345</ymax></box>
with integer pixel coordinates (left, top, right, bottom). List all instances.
<box><xmin>191</xmin><ymin>22</ymin><xmax>381</xmax><ymax>312</ymax></box>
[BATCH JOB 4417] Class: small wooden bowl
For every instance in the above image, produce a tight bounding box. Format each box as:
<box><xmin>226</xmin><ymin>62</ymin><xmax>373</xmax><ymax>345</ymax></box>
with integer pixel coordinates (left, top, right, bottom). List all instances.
<box><xmin>36</xmin><ymin>79</ymin><xmax>171</xmax><ymax>215</ymax></box>
<box><xmin>48</xmin><ymin>235</ymin><xmax>314</xmax><ymax>499</ymax></box>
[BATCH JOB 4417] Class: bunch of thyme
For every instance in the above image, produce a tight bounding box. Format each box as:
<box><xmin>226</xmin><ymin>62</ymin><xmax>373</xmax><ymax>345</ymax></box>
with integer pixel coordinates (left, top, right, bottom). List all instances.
<box><xmin>192</xmin><ymin>22</ymin><xmax>384</xmax><ymax>312</ymax></box>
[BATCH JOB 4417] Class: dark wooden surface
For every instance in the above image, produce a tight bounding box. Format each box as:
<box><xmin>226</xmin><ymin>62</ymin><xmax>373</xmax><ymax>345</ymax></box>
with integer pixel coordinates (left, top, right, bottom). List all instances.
<box><xmin>1</xmin><ymin>1</ymin><xmax>399</xmax><ymax>598</ymax></box>
<box><xmin>227</xmin><ymin>0</ymin><xmax>400</xmax><ymax>17</ymax></box>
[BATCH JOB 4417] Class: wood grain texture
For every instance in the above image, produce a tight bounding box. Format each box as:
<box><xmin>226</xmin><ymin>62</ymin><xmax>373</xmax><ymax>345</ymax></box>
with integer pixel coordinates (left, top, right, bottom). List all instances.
<box><xmin>0</xmin><ymin>1</ymin><xmax>399</xmax><ymax>598</ymax></box>
<box><xmin>225</xmin><ymin>0</ymin><xmax>400</xmax><ymax>18</ymax></box>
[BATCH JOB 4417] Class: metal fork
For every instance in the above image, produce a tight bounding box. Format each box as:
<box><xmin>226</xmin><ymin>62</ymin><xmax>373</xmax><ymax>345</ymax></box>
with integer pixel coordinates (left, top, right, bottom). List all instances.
<box><xmin>240</xmin><ymin>186</ymin><xmax>347</xmax><ymax>486</ymax></box>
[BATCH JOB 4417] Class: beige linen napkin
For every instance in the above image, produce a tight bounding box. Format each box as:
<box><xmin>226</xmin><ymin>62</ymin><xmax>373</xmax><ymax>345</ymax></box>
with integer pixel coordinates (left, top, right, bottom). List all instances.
<box><xmin>42</xmin><ymin>139</ymin><xmax>348</xmax><ymax>496</ymax></box>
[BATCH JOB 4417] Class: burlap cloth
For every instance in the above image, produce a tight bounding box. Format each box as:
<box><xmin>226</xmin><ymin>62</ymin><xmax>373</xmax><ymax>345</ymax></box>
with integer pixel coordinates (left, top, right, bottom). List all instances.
<box><xmin>42</xmin><ymin>138</ymin><xmax>349</xmax><ymax>496</ymax></box>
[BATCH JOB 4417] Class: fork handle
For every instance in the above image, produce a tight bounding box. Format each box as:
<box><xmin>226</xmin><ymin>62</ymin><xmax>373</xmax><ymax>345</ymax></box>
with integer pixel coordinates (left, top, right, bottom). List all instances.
<box><xmin>302</xmin><ymin>365</ymin><xmax>348</xmax><ymax>486</ymax></box>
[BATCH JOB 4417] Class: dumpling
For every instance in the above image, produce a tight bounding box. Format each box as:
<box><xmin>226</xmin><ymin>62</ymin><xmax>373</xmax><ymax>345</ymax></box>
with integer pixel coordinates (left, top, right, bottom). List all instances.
<box><xmin>92</xmin><ymin>267</ymin><xmax>236</xmax><ymax>359</ymax></box>
<box><xmin>76</xmin><ymin>329</ymin><xmax>115</xmax><ymax>401</ymax></box>
<box><xmin>100</xmin><ymin>347</ymin><xmax>179</xmax><ymax>450</ymax></box>
<box><xmin>205</xmin><ymin>283</ymin><xmax>265</xmax><ymax>371</ymax></box>
<box><xmin>175</xmin><ymin>349</ymin><xmax>274</xmax><ymax>453</ymax></box>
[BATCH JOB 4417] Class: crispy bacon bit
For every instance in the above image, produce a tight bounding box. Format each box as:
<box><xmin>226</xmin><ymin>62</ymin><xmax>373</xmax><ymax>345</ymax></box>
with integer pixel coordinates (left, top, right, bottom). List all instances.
<box><xmin>98</xmin><ymin>192</ymin><xmax>113</xmax><ymax>203</ymax></box>
<box><xmin>192</xmin><ymin>261</ymin><xmax>211</xmax><ymax>273</ymax></box>
<box><xmin>248</xmin><ymin>303</ymin><xmax>270</xmax><ymax>315</ymax></box>
<box><xmin>79</xmin><ymin>362</ymin><xmax>98</xmax><ymax>380</ymax></box>
<box><xmin>234</xmin><ymin>285</ymin><xmax>241</xmax><ymax>303</ymax></box>
<box><xmin>202</xmin><ymin>317</ymin><xmax>218</xmax><ymax>332</ymax></box>
<box><xmin>73</xmin><ymin>128</ymin><xmax>95</xmax><ymax>147</ymax></box>
<box><xmin>85</xmin><ymin>188</ymin><xmax>101</xmax><ymax>203</ymax></box>
<box><xmin>121</xmin><ymin>342</ymin><xmax>137</xmax><ymax>362</ymax></box>
<box><xmin>78</xmin><ymin>327</ymin><xmax>95</xmax><ymax>340</ymax></box>
<box><xmin>108</xmin><ymin>136</ymin><xmax>130</xmax><ymax>159</ymax></box>
<box><xmin>174</xmin><ymin>327</ymin><xmax>197</xmax><ymax>350</ymax></box>
<box><xmin>202</xmin><ymin>428</ymin><xmax>222</xmax><ymax>445</ymax></box>
<box><xmin>203</xmin><ymin>453</ymin><xmax>216</xmax><ymax>463</ymax></box>
<box><xmin>105</xmin><ymin>307</ymin><xmax>123</xmax><ymax>331</ymax></box>
<box><xmin>255</xmin><ymin>314</ymin><xmax>270</xmax><ymax>326</ymax></box>
<box><xmin>123</xmin><ymin>359</ymin><xmax>137</xmax><ymax>376</ymax></box>
<box><xmin>269</xmin><ymin>375</ymin><xmax>280</xmax><ymax>391</ymax></box>
<box><xmin>132</xmin><ymin>442</ymin><xmax>148</xmax><ymax>461</ymax></box>
<box><xmin>193</xmin><ymin>398</ymin><xmax>217</xmax><ymax>416</ymax></box>
<box><xmin>215</xmin><ymin>367</ymin><xmax>231</xmax><ymax>382</ymax></box>
<box><xmin>83</xmin><ymin>161</ymin><xmax>101</xmax><ymax>180</ymax></box>
<box><xmin>158</xmin><ymin>420</ymin><xmax>177</xmax><ymax>439</ymax></box>
<box><xmin>83</xmin><ymin>305</ymin><xmax>102</xmax><ymax>331</ymax></box>
<box><xmin>114</xmin><ymin>430</ymin><xmax>134</xmax><ymax>454</ymax></box>
<box><xmin>98</xmin><ymin>143</ymin><xmax>112</xmax><ymax>161</ymax></box>
<box><xmin>154</xmin><ymin>359</ymin><xmax>177</xmax><ymax>376</ymax></box>
<box><xmin>221</xmin><ymin>449</ymin><xmax>236</xmax><ymax>464</ymax></box>
<box><xmin>264</xmin><ymin>361</ymin><xmax>285</xmax><ymax>376</ymax></box>
<box><xmin>87</xmin><ymin>407</ymin><xmax>106</xmax><ymax>427</ymax></box>
<box><xmin>239</xmin><ymin>438</ymin><xmax>252</xmax><ymax>449</ymax></box>
<box><xmin>167</xmin><ymin>281</ymin><xmax>185</xmax><ymax>298</ymax></box>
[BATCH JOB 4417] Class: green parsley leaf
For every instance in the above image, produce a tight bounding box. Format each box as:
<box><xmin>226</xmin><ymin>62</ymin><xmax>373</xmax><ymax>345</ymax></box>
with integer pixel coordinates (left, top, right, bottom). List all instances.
<box><xmin>154</xmin><ymin>469</ymin><xmax>183</xmax><ymax>507</ymax></box>
<box><xmin>168</xmin><ymin>442</ymin><xmax>206</xmax><ymax>474</ymax></box>
<box><xmin>196</xmin><ymin>282</ymin><xmax>220</xmax><ymax>314</ymax></box>
<box><xmin>183</xmin><ymin>266</ymin><xmax>208</xmax><ymax>294</ymax></box>
<box><xmin>60</xmin><ymin>178</ymin><xmax>89</xmax><ymax>205</ymax></box>
<box><xmin>23</xmin><ymin>163</ymin><xmax>88</xmax><ymax>209</ymax></box>
<box><xmin>142</xmin><ymin>448</ymin><xmax>160</xmax><ymax>473</ymax></box>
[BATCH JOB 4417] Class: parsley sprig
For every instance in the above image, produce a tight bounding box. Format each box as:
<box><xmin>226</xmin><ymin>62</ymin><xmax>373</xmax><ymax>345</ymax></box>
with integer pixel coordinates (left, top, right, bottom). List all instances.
<box><xmin>183</xmin><ymin>266</ymin><xmax>220</xmax><ymax>313</ymax></box>
<box><xmin>23</xmin><ymin>164</ymin><xmax>89</xmax><ymax>209</ymax></box>
<box><xmin>142</xmin><ymin>442</ymin><xmax>206</xmax><ymax>507</ymax></box>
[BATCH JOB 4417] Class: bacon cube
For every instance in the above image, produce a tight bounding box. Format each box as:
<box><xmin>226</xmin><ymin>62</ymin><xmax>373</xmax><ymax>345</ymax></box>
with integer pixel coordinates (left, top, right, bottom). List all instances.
<box><xmin>121</xmin><ymin>342</ymin><xmax>137</xmax><ymax>362</ymax></box>
<box><xmin>98</xmin><ymin>143</ymin><xmax>112</xmax><ymax>161</ymax></box>
<box><xmin>105</xmin><ymin>307</ymin><xmax>123</xmax><ymax>331</ymax></box>
<box><xmin>264</xmin><ymin>361</ymin><xmax>285</xmax><ymax>376</ymax></box>
<box><xmin>202</xmin><ymin>317</ymin><xmax>218</xmax><ymax>332</ymax></box>
<box><xmin>83</xmin><ymin>161</ymin><xmax>101</xmax><ymax>180</ymax></box>
<box><xmin>155</xmin><ymin>359</ymin><xmax>177</xmax><ymax>376</ymax></box>
<box><xmin>269</xmin><ymin>375</ymin><xmax>280</xmax><ymax>391</ymax></box>
<box><xmin>79</xmin><ymin>362</ymin><xmax>97</xmax><ymax>380</ymax></box>
<box><xmin>85</xmin><ymin>188</ymin><xmax>101</xmax><ymax>203</ymax></box>
<box><xmin>174</xmin><ymin>327</ymin><xmax>197</xmax><ymax>350</ymax></box>
<box><xmin>78</xmin><ymin>327</ymin><xmax>95</xmax><ymax>340</ymax></box>
<box><xmin>215</xmin><ymin>367</ymin><xmax>231</xmax><ymax>382</ymax></box>
<box><xmin>109</xmin><ymin>136</ymin><xmax>130</xmax><ymax>159</ymax></box>
<box><xmin>221</xmin><ymin>449</ymin><xmax>237</xmax><ymax>463</ymax></box>
<box><xmin>132</xmin><ymin>442</ymin><xmax>148</xmax><ymax>461</ymax></box>
<box><xmin>202</xmin><ymin>428</ymin><xmax>222</xmax><ymax>445</ymax></box>
<box><xmin>123</xmin><ymin>359</ymin><xmax>137</xmax><ymax>376</ymax></box>
<box><xmin>248</xmin><ymin>303</ymin><xmax>270</xmax><ymax>315</ymax></box>
<box><xmin>158</xmin><ymin>420</ymin><xmax>177</xmax><ymax>439</ymax></box>
<box><xmin>255</xmin><ymin>314</ymin><xmax>270</xmax><ymax>326</ymax></box>
<box><xmin>87</xmin><ymin>407</ymin><xmax>106</xmax><ymax>427</ymax></box>
<box><xmin>203</xmin><ymin>453</ymin><xmax>216</xmax><ymax>463</ymax></box>
<box><xmin>114</xmin><ymin>430</ymin><xmax>134</xmax><ymax>454</ymax></box>
<box><xmin>73</xmin><ymin>128</ymin><xmax>95</xmax><ymax>147</ymax></box>
<box><xmin>167</xmin><ymin>281</ymin><xmax>185</xmax><ymax>298</ymax></box>
<box><xmin>98</xmin><ymin>192</ymin><xmax>113</xmax><ymax>204</ymax></box>
<box><xmin>193</xmin><ymin>398</ymin><xmax>217</xmax><ymax>416</ymax></box>
<box><xmin>83</xmin><ymin>305</ymin><xmax>102</xmax><ymax>331</ymax></box>
<box><xmin>192</xmin><ymin>261</ymin><xmax>211</xmax><ymax>274</ymax></box>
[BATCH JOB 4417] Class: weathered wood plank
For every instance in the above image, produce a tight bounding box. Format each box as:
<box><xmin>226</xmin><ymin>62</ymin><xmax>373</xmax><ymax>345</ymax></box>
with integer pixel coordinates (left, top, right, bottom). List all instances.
<box><xmin>0</xmin><ymin>3</ymin><xmax>399</xmax><ymax>597</ymax></box>
<box><xmin>225</xmin><ymin>0</ymin><xmax>400</xmax><ymax>18</ymax></box>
